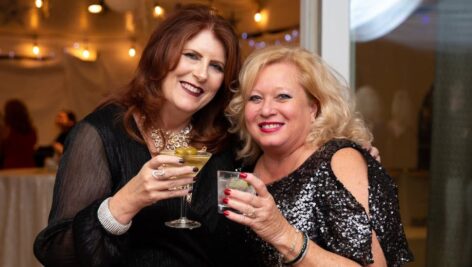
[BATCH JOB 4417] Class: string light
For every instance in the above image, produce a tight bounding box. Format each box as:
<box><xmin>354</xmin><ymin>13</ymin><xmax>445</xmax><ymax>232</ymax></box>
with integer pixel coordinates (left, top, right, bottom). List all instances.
<box><xmin>241</xmin><ymin>26</ymin><xmax>300</xmax><ymax>50</ymax></box>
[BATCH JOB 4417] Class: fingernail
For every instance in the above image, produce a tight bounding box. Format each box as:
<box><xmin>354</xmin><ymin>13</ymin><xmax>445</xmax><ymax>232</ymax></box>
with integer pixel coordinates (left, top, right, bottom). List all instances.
<box><xmin>193</xmin><ymin>167</ymin><xmax>199</xmax><ymax>173</ymax></box>
<box><xmin>223</xmin><ymin>210</ymin><xmax>230</xmax><ymax>216</ymax></box>
<box><xmin>193</xmin><ymin>176</ymin><xmax>198</xmax><ymax>181</ymax></box>
<box><xmin>179</xmin><ymin>158</ymin><xmax>185</xmax><ymax>163</ymax></box>
<box><xmin>224</xmin><ymin>188</ymin><xmax>231</xmax><ymax>195</ymax></box>
<box><xmin>223</xmin><ymin>198</ymin><xmax>229</xmax><ymax>204</ymax></box>
<box><xmin>188</xmin><ymin>189</ymin><xmax>193</xmax><ymax>193</ymax></box>
<box><xmin>239</xmin><ymin>172</ymin><xmax>247</xmax><ymax>179</ymax></box>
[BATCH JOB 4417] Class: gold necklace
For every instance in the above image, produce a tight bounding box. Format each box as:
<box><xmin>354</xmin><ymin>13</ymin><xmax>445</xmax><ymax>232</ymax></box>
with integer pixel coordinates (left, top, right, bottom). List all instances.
<box><xmin>150</xmin><ymin>124</ymin><xmax>192</xmax><ymax>153</ymax></box>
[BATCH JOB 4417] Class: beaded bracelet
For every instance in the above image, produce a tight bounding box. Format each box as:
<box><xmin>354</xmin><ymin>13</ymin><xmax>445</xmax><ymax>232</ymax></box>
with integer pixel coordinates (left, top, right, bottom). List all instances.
<box><xmin>283</xmin><ymin>232</ymin><xmax>309</xmax><ymax>266</ymax></box>
<box><xmin>97</xmin><ymin>197</ymin><xmax>132</xmax><ymax>235</ymax></box>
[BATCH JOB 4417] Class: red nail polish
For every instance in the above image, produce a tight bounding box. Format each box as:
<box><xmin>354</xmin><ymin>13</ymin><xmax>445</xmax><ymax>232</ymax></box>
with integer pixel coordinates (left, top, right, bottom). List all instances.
<box><xmin>223</xmin><ymin>210</ymin><xmax>230</xmax><ymax>216</ymax></box>
<box><xmin>223</xmin><ymin>198</ymin><xmax>229</xmax><ymax>204</ymax></box>
<box><xmin>239</xmin><ymin>172</ymin><xmax>247</xmax><ymax>179</ymax></box>
<box><xmin>224</xmin><ymin>188</ymin><xmax>231</xmax><ymax>195</ymax></box>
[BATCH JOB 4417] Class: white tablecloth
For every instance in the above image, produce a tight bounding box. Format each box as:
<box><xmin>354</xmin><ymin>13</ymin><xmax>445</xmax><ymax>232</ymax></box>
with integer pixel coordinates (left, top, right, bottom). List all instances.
<box><xmin>0</xmin><ymin>168</ymin><xmax>55</xmax><ymax>267</ymax></box>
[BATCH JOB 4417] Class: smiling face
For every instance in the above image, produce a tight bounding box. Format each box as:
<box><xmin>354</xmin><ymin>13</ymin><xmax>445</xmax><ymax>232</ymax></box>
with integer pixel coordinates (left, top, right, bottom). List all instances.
<box><xmin>244</xmin><ymin>62</ymin><xmax>318</xmax><ymax>154</ymax></box>
<box><xmin>160</xmin><ymin>29</ymin><xmax>226</xmax><ymax>122</ymax></box>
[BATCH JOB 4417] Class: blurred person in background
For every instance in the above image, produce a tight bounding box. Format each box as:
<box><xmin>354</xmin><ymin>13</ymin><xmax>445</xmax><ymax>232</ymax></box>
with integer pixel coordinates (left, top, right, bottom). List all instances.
<box><xmin>34</xmin><ymin>110</ymin><xmax>77</xmax><ymax>168</ymax></box>
<box><xmin>1</xmin><ymin>99</ymin><xmax>37</xmax><ymax>169</ymax></box>
<box><xmin>52</xmin><ymin>110</ymin><xmax>77</xmax><ymax>156</ymax></box>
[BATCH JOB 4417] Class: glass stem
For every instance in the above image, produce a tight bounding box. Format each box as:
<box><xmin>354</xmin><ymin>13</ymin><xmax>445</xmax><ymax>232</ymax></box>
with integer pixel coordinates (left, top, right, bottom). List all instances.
<box><xmin>180</xmin><ymin>195</ymin><xmax>187</xmax><ymax>219</ymax></box>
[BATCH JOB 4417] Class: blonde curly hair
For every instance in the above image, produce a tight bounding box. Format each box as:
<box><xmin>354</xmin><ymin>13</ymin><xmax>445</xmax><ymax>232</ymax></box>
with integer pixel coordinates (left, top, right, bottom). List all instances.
<box><xmin>226</xmin><ymin>45</ymin><xmax>372</xmax><ymax>163</ymax></box>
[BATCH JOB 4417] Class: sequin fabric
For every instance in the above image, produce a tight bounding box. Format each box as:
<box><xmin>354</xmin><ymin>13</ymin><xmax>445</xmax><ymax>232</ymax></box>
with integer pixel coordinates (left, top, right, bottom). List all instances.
<box><xmin>244</xmin><ymin>139</ymin><xmax>414</xmax><ymax>266</ymax></box>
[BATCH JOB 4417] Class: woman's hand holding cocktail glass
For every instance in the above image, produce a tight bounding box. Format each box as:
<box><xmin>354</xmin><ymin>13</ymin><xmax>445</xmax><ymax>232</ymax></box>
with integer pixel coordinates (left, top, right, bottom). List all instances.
<box><xmin>161</xmin><ymin>147</ymin><xmax>212</xmax><ymax>229</ymax></box>
<box><xmin>108</xmin><ymin>153</ymin><xmax>197</xmax><ymax>227</ymax></box>
<box><xmin>221</xmin><ymin>172</ymin><xmax>294</xmax><ymax>245</ymax></box>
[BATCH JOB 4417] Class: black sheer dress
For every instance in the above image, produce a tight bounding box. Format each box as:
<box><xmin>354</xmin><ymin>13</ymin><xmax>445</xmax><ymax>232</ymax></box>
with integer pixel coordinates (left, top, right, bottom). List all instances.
<box><xmin>33</xmin><ymin>104</ymin><xmax>257</xmax><ymax>267</ymax></box>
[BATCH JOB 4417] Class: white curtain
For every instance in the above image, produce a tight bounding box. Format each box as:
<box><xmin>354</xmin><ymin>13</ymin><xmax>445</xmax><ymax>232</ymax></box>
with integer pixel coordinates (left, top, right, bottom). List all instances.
<box><xmin>0</xmin><ymin>38</ymin><xmax>137</xmax><ymax>145</ymax></box>
<box><xmin>351</xmin><ymin>0</ymin><xmax>422</xmax><ymax>42</ymax></box>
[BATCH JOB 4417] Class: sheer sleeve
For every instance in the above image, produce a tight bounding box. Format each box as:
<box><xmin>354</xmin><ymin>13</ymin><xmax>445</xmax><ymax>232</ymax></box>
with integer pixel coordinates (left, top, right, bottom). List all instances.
<box><xmin>34</xmin><ymin>122</ymin><xmax>128</xmax><ymax>267</ymax></box>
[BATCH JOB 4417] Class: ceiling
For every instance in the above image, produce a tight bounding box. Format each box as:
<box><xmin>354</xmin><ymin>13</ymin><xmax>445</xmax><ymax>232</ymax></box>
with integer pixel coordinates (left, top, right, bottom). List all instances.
<box><xmin>0</xmin><ymin>0</ymin><xmax>300</xmax><ymax>40</ymax></box>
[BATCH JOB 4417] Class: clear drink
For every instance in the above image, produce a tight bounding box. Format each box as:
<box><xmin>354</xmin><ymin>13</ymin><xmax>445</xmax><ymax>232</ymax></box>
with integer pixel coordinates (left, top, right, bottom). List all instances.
<box><xmin>217</xmin><ymin>170</ymin><xmax>256</xmax><ymax>213</ymax></box>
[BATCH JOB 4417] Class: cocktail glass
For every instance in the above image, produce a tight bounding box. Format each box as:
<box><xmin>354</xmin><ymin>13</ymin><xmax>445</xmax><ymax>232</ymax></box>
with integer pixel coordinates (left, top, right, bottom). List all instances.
<box><xmin>217</xmin><ymin>170</ymin><xmax>256</xmax><ymax>213</ymax></box>
<box><xmin>161</xmin><ymin>148</ymin><xmax>211</xmax><ymax>229</ymax></box>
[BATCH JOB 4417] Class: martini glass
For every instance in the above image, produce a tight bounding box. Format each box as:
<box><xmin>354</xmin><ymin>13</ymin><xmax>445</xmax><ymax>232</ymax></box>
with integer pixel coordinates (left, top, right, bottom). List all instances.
<box><xmin>161</xmin><ymin>148</ymin><xmax>212</xmax><ymax>229</ymax></box>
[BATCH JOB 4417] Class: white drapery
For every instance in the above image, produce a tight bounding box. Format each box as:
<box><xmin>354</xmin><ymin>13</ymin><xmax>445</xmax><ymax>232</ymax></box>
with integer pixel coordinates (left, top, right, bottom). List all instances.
<box><xmin>0</xmin><ymin>37</ymin><xmax>137</xmax><ymax>146</ymax></box>
<box><xmin>351</xmin><ymin>0</ymin><xmax>422</xmax><ymax>42</ymax></box>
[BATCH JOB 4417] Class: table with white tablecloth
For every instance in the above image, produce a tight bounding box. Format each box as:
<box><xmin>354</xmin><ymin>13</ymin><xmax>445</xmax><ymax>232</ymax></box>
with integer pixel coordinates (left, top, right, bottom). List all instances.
<box><xmin>0</xmin><ymin>168</ymin><xmax>55</xmax><ymax>267</ymax></box>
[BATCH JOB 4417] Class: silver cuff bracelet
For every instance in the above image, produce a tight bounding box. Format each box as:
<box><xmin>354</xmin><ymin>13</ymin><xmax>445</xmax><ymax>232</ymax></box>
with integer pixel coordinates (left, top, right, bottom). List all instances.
<box><xmin>97</xmin><ymin>197</ymin><xmax>132</xmax><ymax>235</ymax></box>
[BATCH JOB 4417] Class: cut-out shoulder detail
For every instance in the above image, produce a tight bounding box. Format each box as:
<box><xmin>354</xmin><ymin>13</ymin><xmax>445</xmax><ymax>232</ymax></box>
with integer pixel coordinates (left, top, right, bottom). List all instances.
<box><xmin>331</xmin><ymin>147</ymin><xmax>369</xmax><ymax>213</ymax></box>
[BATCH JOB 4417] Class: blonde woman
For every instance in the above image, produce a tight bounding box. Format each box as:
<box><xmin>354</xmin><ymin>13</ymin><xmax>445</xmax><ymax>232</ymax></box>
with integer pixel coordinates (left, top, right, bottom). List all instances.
<box><xmin>224</xmin><ymin>46</ymin><xmax>413</xmax><ymax>266</ymax></box>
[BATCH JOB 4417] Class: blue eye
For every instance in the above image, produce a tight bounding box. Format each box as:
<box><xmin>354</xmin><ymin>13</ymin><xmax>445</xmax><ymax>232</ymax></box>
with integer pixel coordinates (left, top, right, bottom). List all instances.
<box><xmin>278</xmin><ymin>94</ymin><xmax>292</xmax><ymax>100</ymax></box>
<box><xmin>248</xmin><ymin>95</ymin><xmax>262</xmax><ymax>102</ymax></box>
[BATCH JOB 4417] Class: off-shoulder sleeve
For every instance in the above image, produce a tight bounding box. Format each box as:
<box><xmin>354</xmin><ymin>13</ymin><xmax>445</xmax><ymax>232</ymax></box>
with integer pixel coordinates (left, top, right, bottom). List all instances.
<box><xmin>33</xmin><ymin>122</ymin><xmax>128</xmax><ymax>267</ymax></box>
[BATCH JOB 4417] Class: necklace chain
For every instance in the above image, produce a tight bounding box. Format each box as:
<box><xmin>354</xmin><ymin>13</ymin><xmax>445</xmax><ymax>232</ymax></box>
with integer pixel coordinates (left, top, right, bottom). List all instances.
<box><xmin>150</xmin><ymin>124</ymin><xmax>192</xmax><ymax>153</ymax></box>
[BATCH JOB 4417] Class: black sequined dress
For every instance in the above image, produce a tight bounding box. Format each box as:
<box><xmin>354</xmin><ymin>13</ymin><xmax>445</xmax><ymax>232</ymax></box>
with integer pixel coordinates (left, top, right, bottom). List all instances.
<box><xmin>243</xmin><ymin>139</ymin><xmax>414</xmax><ymax>266</ymax></box>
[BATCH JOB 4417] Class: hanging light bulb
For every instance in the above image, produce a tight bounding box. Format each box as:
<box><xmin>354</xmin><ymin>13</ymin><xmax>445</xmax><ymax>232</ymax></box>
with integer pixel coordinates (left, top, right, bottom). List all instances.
<box><xmin>254</xmin><ymin>10</ymin><xmax>262</xmax><ymax>23</ymax></box>
<box><xmin>153</xmin><ymin>3</ymin><xmax>164</xmax><ymax>17</ymax></box>
<box><xmin>88</xmin><ymin>4</ymin><xmax>102</xmax><ymax>14</ymax></box>
<box><xmin>82</xmin><ymin>48</ymin><xmax>90</xmax><ymax>59</ymax></box>
<box><xmin>128</xmin><ymin>46</ymin><xmax>136</xmax><ymax>57</ymax></box>
<box><xmin>88</xmin><ymin>1</ymin><xmax>104</xmax><ymax>14</ymax></box>
<box><xmin>65</xmin><ymin>41</ymin><xmax>97</xmax><ymax>62</ymax></box>
<box><xmin>35</xmin><ymin>0</ymin><xmax>43</xmax><ymax>8</ymax></box>
<box><xmin>32</xmin><ymin>43</ymin><xmax>40</xmax><ymax>56</ymax></box>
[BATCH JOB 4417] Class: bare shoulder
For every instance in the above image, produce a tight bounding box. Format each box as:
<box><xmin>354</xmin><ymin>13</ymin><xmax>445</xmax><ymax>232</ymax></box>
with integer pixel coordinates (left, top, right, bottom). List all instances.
<box><xmin>330</xmin><ymin>147</ymin><xmax>369</xmax><ymax>211</ymax></box>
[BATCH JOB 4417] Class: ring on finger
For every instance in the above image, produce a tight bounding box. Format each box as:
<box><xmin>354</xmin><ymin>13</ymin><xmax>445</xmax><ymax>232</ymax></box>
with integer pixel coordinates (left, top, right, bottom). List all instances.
<box><xmin>245</xmin><ymin>207</ymin><xmax>256</xmax><ymax>218</ymax></box>
<box><xmin>151</xmin><ymin>169</ymin><xmax>165</xmax><ymax>179</ymax></box>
